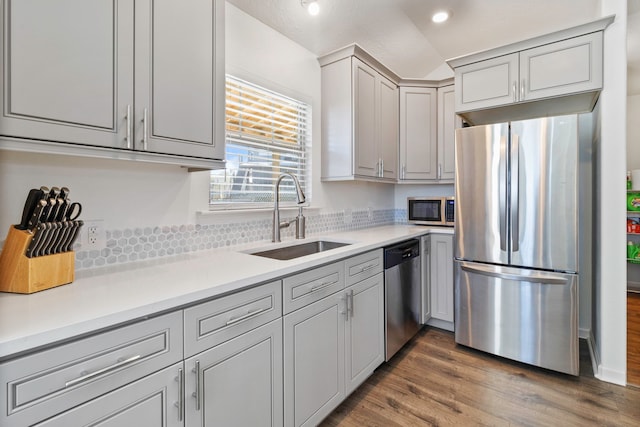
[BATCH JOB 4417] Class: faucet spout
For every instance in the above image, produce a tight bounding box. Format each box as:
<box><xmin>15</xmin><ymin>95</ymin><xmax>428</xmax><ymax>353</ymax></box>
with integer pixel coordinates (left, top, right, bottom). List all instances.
<box><xmin>272</xmin><ymin>173</ymin><xmax>306</xmax><ymax>243</ymax></box>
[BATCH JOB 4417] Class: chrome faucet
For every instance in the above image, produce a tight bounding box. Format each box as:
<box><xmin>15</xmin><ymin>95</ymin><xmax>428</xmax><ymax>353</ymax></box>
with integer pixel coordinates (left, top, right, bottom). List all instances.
<box><xmin>272</xmin><ymin>173</ymin><xmax>306</xmax><ymax>242</ymax></box>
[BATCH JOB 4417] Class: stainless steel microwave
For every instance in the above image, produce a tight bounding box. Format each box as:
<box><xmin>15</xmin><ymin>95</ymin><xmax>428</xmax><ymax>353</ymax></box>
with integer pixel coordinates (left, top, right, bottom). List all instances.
<box><xmin>407</xmin><ymin>197</ymin><xmax>454</xmax><ymax>226</ymax></box>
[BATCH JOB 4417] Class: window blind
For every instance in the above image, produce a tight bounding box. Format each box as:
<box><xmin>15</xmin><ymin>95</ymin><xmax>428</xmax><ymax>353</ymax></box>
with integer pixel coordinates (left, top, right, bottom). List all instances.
<box><xmin>210</xmin><ymin>75</ymin><xmax>311</xmax><ymax>207</ymax></box>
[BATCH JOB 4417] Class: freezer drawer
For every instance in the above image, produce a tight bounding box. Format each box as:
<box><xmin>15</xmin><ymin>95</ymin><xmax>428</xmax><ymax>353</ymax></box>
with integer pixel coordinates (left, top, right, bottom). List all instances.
<box><xmin>454</xmin><ymin>261</ymin><xmax>578</xmax><ymax>375</ymax></box>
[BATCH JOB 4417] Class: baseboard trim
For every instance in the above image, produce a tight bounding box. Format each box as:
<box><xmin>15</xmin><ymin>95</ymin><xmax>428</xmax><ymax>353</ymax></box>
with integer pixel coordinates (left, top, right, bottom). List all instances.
<box><xmin>425</xmin><ymin>318</ymin><xmax>454</xmax><ymax>332</ymax></box>
<box><xmin>588</xmin><ymin>331</ymin><xmax>627</xmax><ymax>386</ymax></box>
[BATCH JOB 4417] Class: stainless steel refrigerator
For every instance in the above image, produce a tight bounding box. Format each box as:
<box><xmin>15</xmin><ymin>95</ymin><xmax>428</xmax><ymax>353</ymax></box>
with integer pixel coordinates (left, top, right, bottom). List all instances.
<box><xmin>454</xmin><ymin>114</ymin><xmax>593</xmax><ymax>376</ymax></box>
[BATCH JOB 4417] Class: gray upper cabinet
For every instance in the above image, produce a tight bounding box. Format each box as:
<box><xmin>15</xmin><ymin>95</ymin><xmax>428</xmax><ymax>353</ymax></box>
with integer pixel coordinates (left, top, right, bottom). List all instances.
<box><xmin>0</xmin><ymin>0</ymin><xmax>224</xmax><ymax>165</ymax></box>
<box><xmin>398</xmin><ymin>83</ymin><xmax>459</xmax><ymax>183</ymax></box>
<box><xmin>320</xmin><ymin>46</ymin><xmax>398</xmax><ymax>182</ymax></box>
<box><xmin>454</xmin><ymin>53</ymin><xmax>519</xmax><ymax>113</ymax></box>
<box><xmin>454</xmin><ymin>33</ymin><xmax>603</xmax><ymax>113</ymax></box>
<box><xmin>437</xmin><ymin>85</ymin><xmax>459</xmax><ymax>182</ymax></box>
<box><xmin>134</xmin><ymin>0</ymin><xmax>224</xmax><ymax>159</ymax></box>
<box><xmin>399</xmin><ymin>86</ymin><xmax>437</xmax><ymax>181</ymax></box>
<box><xmin>519</xmin><ymin>33</ymin><xmax>602</xmax><ymax>102</ymax></box>
<box><xmin>0</xmin><ymin>0</ymin><xmax>134</xmax><ymax>149</ymax></box>
<box><xmin>448</xmin><ymin>17</ymin><xmax>613</xmax><ymax>124</ymax></box>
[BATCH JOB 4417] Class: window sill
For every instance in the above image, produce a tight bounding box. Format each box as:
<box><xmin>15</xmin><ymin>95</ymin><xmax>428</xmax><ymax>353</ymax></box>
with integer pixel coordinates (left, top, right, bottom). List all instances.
<box><xmin>197</xmin><ymin>205</ymin><xmax>321</xmax><ymax>224</ymax></box>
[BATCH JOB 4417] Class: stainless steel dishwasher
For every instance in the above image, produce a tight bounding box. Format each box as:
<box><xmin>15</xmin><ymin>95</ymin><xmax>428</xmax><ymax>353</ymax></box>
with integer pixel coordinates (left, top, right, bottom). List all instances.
<box><xmin>384</xmin><ymin>239</ymin><xmax>421</xmax><ymax>361</ymax></box>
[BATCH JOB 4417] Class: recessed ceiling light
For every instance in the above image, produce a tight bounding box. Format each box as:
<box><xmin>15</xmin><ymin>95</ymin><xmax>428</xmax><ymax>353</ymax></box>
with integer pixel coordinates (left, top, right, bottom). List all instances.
<box><xmin>432</xmin><ymin>11</ymin><xmax>449</xmax><ymax>23</ymax></box>
<box><xmin>301</xmin><ymin>0</ymin><xmax>320</xmax><ymax>16</ymax></box>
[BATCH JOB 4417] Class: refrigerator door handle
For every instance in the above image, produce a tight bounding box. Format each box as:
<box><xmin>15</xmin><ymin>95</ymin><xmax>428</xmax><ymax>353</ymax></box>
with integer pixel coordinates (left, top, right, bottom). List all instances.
<box><xmin>460</xmin><ymin>264</ymin><xmax>568</xmax><ymax>285</ymax></box>
<box><xmin>511</xmin><ymin>134</ymin><xmax>520</xmax><ymax>252</ymax></box>
<box><xmin>499</xmin><ymin>135</ymin><xmax>508</xmax><ymax>252</ymax></box>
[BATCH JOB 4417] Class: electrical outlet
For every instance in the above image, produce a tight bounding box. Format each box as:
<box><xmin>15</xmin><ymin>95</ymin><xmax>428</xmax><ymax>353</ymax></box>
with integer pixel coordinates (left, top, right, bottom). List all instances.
<box><xmin>84</xmin><ymin>220</ymin><xmax>106</xmax><ymax>249</ymax></box>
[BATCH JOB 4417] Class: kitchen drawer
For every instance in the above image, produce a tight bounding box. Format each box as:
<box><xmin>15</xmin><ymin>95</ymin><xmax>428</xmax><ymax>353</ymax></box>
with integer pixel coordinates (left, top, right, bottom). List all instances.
<box><xmin>0</xmin><ymin>311</ymin><xmax>183</xmax><ymax>427</ymax></box>
<box><xmin>344</xmin><ymin>249</ymin><xmax>383</xmax><ymax>287</ymax></box>
<box><xmin>283</xmin><ymin>261</ymin><xmax>345</xmax><ymax>314</ymax></box>
<box><xmin>184</xmin><ymin>280</ymin><xmax>282</xmax><ymax>357</ymax></box>
<box><xmin>32</xmin><ymin>363</ymin><xmax>182</xmax><ymax>427</ymax></box>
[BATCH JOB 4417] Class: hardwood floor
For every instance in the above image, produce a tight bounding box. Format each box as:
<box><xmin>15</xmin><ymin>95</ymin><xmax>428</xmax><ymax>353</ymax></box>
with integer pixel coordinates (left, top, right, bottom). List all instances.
<box><xmin>321</xmin><ymin>328</ymin><xmax>640</xmax><ymax>427</ymax></box>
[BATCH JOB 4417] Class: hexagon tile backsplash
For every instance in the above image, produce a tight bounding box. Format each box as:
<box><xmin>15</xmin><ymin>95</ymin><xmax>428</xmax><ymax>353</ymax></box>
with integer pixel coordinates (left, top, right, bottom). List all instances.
<box><xmin>73</xmin><ymin>208</ymin><xmax>407</xmax><ymax>270</ymax></box>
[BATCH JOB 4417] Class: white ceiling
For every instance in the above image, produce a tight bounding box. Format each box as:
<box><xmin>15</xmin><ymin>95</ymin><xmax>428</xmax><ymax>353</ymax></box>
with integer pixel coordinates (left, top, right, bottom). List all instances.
<box><xmin>227</xmin><ymin>0</ymin><xmax>604</xmax><ymax>79</ymax></box>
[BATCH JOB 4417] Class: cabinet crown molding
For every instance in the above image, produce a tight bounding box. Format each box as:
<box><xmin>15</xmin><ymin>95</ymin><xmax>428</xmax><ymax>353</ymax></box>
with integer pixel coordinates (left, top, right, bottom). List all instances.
<box><xmin>446</xmin><ymin>15</ymin><xmax>614</xmax><ymax>69</ymax></box>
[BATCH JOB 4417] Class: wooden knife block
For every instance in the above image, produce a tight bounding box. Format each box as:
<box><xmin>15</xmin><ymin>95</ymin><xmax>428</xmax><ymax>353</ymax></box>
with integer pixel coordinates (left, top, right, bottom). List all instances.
<box><xmin>0</xmin><ymin>225</ymin><xmax>75</xmax><ymax>294</ymax></box>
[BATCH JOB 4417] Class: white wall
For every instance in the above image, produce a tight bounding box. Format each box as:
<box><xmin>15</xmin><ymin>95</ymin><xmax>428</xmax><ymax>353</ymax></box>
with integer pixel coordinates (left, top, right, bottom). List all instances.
<box><xmin>595</xmin><ymin>0</ymin><xmax>628</xmax><ymax>385</ymax></box>
<box><xmin>0</xmin><ymin>151</ymin><xmax>194</xmax><ymax>232</ymax></box>
<box><xmin>0</xmin><ymin>2</ymin><xmax>396</xmax><ymax>236</ymax></box>
<box><xmin>628</xmin><ymin>94</ymin><xmax>640</xmax><ymax>170</ymax></box>
<box><xmin>222</xmin><ymin>3</ymin><xmax>395</xmax><ymax>215</ymax></box>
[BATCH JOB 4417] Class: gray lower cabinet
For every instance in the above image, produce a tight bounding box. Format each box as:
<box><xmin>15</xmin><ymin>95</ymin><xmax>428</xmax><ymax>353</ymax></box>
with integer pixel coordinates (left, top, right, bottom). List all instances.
<box><xmin>421</xmin><ymin>235</ymin><xmax>432</xmax><ymax>324</ymax></box>
<box><xmin>430</xmin><ymin>234</ymin><xmax>454</xmax><ymax>325</ymax></box>
<box><xmin>0</xmin><ymin>311</ymin><xmax>183</xmax><ymax>427</ymax></box>
<box><xmin>284</xmin><ymin>251</ymin><xmax>384</xmax><ymax>427</ymax></box>
<box><xmin>0</xmin><ymin>0</ymin><xmax>224</xmax><ymax>162</ymax></box>
<box><xmin>33</xmin><ymin>363</ymin><xmax>182</xmax><ymax>427</ymax></box>
<box><xmin>344</xmin><ymin>273</ymin><xmax>384</xmax><ymax>395</ymax></box>
<box><xmin>185</xmin><ymin>319</ymin><xmax>283</xmax><ymax>427</ymax></box>
<box><xmin>0</xmin><ymin>248</ymin><xmax>389</xmax><ymax>427</ymax></box>
<box><xmin>284</xmin><ymin>291</ymin><xmax>346</xmax><ymax>427</ymax></box>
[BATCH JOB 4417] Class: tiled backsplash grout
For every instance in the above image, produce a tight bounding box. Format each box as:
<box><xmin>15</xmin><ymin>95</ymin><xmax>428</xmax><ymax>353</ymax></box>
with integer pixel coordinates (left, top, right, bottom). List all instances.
<box><xmin>73</xmin><ymin>209</ymin><xmax>408</xmax><ymax>270</ymax></box>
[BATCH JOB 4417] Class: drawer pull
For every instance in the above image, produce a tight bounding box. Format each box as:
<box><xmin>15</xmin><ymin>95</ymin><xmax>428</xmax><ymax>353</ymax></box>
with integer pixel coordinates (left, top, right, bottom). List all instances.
<box><xmin>360</xmin><ymin>264</ymin><xmax>376</xmax><ymax>273</ymax></box>
<box><xmin>310</xmin><ymin>280</ymin><xmax>338</xmax><ymax>293</ymax></box>
<box><xmin>65</xmin><ymin>354</ymin><xmax>142</xmax><ymax>388</ymax></box>
<box><xmin>225</xmin><ymin>308</ymin><xmax>266</xmax><ymax>326</ymax></box>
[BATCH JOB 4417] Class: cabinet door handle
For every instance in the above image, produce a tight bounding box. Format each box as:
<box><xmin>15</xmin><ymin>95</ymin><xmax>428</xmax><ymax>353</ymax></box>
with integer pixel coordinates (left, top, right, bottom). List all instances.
<box><xmin>310</xmin><ymin>280</ymin><xmax>338</xmax><ymax>293</ymax></box>
<box><xmin>348</xmin><ymin>289</ymin><xmax>354</xmax><ymax>318</ymax></box>
<box><xmin>402</xmin><ymin>164</ymin><xmax>406</xmax><ymax>180</ymax></box>
<box><xmin>141</xmin><ymin>108</ymin><xmax>149</xmax><ymax>150</ymax></box>
<box><xmin>65</xmin><ymin>354</ymin><xmax>142</xmax><ymax>388</ymax></box>
<box><xmin>340</xmin><ymin>294</ymin><xmax>348</xmax><ymax>319</ymax></box>
<box><xmin>521</xmin><ymin>79</ymin><xmax>526</xmax><ymax>101</ymax></box>
<box><xmin>225</xmin><ymin>307</ymin><xmax>266</xmax><ymax>326</ymax></box>
<box><xmin>513</xmin><ymin>82</ymin><xmax>517</xmax><ymax>102</ymax></box>
<box><xmin>192</xmin><ymin>360</ymin><xmax>201</xmax><ymax>411</ymax></box>
<box><xmin>125</xmin><ymin>104</ymin><xmax>132</xmax><ymax>149</ymax></box>
<box><xmin>438</xmin><ymin>163</ymin><xmax>442</xmax><ymax>179</ymax></box>
<box><xmin>380</xmin><ymin>159</ymin><xmax>384</xmax><ymax>177</ymax></box>
<box><xmin>175</xmin><ymin>368</ymin><xmax>184</xmax><ymax>422</ymax></box>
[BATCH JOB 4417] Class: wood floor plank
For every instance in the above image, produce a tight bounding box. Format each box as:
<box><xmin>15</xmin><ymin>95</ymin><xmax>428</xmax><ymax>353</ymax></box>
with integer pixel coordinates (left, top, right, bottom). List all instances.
<box><xmin>320</xmin><ymin>328</ymin><xmax>640</xmax><ymax>427</ymax></box>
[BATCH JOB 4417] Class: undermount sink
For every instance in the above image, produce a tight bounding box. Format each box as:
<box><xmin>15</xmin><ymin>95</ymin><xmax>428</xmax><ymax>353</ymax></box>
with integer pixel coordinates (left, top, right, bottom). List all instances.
<box><xmin>249</xmin><ymin>240</ymin><xmax>351</xmax><ymax>260</ymax></box>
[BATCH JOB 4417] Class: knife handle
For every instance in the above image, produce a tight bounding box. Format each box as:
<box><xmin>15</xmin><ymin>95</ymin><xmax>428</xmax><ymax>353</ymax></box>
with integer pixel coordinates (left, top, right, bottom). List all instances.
<box><xmin>25</xmin><ymin>224</ymin><xmax>45</xmax><ymax>258</ymax></box>
<box><xmin>17</xmin><ymin>189</ymin><xmax>42</xmax><ymax>230</ymax></box>
<box><xmin>27</xmin><ymin>199</ymin><xmax>47</xmax><ymax>231</ymax></box>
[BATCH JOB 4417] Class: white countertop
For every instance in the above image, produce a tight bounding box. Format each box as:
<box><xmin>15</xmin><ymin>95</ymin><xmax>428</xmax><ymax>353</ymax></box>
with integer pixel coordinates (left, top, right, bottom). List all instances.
<box><xmin>0</xmin><ymin>225</ymin><xmax>453</xmax><ymax>360</ymax></box>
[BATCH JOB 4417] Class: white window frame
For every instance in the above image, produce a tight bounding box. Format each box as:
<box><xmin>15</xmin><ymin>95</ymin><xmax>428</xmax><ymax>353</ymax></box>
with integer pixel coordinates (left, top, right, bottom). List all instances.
<box><xmin>209</xmin><ymin>75</ymin><xmax>311</xmax><ymax>210</ymax></box>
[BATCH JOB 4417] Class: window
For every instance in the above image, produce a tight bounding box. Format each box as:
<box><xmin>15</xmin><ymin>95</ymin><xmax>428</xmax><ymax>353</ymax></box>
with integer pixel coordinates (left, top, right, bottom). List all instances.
<box><xmin>210</xmin><ymin>75</ymin><xmax>311</xmax><ymax>208</ymax></box>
